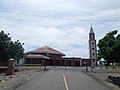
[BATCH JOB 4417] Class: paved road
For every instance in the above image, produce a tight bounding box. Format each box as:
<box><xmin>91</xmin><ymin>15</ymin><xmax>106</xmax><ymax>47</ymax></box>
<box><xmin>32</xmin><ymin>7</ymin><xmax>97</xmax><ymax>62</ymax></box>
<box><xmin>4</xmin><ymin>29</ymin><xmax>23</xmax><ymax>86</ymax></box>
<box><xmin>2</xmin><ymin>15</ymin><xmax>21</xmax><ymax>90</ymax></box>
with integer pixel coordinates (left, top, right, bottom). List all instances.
<box><xmin>15</xmin><ymin>67</ymin><xmax>110</xmax><ymax>90</ymax></box>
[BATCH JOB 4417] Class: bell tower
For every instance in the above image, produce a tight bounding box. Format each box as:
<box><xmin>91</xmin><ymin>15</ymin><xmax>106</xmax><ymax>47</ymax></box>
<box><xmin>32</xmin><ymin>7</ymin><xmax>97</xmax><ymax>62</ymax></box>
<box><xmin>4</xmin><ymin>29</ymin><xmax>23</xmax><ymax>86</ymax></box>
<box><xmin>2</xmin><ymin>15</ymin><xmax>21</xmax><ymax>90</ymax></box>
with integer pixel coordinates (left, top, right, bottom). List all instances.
<box><xmin>89</xmin><ymin>26</ymin><xmax>97</xmax><ymax>66</ymax></box>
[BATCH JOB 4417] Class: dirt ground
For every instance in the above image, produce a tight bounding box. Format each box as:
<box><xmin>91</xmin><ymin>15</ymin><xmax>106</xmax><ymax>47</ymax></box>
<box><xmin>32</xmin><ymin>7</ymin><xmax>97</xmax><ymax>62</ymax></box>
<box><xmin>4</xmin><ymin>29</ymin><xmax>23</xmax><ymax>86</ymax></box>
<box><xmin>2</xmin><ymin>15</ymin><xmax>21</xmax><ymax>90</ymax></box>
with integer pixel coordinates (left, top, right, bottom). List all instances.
<box><xmin>85</xmin><ymin>67</ymin><xmax>120</xmax><ymax>90</ymax></box>
<box><xmin>0</xmin><ymin>66</ymin><xmax>44</xmax><ymax>90</ymax></box>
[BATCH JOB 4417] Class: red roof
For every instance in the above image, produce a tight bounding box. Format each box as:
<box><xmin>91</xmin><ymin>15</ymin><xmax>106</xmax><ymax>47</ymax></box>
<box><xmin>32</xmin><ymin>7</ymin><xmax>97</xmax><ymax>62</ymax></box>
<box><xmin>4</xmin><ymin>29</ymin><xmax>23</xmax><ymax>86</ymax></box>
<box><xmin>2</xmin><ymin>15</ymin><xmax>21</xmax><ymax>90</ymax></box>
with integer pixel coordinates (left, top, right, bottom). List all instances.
<box><xmin>28</xmin><ymin>46</ymin><xmax>65</xmax><ymax>56</ymax></box>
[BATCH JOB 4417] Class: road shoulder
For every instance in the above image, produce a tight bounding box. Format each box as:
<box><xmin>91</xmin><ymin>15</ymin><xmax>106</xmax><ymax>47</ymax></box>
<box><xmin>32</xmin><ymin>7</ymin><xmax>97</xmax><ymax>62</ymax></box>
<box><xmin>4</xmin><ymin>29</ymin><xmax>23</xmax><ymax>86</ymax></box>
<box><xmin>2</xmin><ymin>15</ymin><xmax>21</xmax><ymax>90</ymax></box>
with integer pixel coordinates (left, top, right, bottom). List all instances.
<box><xmin>83</xmin><ymin>71</ymin><xmax>120</xmax><ymax>90</ymax></box>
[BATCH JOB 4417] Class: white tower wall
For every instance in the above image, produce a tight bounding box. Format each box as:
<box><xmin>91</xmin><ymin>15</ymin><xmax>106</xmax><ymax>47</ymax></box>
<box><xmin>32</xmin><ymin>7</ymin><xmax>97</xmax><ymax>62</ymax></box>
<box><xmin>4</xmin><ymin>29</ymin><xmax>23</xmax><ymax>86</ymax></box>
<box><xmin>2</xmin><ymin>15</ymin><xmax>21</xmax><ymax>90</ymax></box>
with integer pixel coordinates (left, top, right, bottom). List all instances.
<box><xmin>89</xmin><ymin>26</ymin><xmax>97</xmax><ymax>66</ymax></box>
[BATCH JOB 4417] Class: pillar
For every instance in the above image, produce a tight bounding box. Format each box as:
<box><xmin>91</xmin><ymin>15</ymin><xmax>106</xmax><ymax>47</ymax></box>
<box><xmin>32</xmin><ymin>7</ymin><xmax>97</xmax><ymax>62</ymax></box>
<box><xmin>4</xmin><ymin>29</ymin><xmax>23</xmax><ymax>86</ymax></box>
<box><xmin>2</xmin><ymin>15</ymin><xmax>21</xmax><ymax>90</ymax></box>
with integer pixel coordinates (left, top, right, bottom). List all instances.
<box><xmin>7</xmin><ymin>59</ymin><xmax>15</xmax><ymax>75</ymax></box>
<box><xmin>80</xmin><ymin>59</ymin><xmax>82</xmax><ymax>66</ymax></box>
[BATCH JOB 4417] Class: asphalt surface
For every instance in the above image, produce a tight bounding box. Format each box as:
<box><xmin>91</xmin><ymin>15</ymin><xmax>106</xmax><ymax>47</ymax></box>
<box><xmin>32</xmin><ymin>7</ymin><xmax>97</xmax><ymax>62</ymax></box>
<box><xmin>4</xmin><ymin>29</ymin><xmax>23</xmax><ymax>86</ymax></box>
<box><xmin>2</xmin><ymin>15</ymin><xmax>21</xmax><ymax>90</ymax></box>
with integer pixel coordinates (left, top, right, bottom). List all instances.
<box><xmin>14</xmin><ymin>67</ymin><xmax>110</xmax><ymax>90</ymax></box>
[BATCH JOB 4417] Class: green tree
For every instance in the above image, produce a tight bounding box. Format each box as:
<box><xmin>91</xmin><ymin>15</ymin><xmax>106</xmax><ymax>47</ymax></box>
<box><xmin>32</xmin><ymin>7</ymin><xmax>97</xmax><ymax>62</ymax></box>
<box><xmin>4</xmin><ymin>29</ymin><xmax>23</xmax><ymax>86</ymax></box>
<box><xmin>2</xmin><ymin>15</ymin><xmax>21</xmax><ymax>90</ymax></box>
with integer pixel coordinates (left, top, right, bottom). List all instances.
<box><xmin>113</xmin><ymin>34</ymin><xmax>120</xmax><ymax>64</ymax></box>
<box><xmin>97</xmin><ymin>30</ymin><xmax>117</xmax><ymax>65</ymax></box>
<box><xmin>0</xmin><ymin>31</ymin><xmax>24</xmax><ymax>62</ymax></box>
<box><xmin>0</xmin><ymin>31</ymin><xmax>11</xmax><ymax>61</ymax></box>
<box><xmin>7</xmin><ymin>40</ymin><xmax>24</xmax><ymax>62</ymax></box>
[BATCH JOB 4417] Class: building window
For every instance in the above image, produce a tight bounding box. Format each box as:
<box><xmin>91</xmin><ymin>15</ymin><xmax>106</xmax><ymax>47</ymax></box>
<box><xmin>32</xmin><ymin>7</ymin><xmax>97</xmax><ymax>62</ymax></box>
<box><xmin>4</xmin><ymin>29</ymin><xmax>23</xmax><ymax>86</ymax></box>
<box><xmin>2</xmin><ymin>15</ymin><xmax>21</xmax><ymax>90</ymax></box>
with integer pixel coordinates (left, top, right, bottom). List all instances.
<box><xmin>92</xmin><ymin>42</ymin><xmax>94</xmax><ymax>45</ymax></box>
<box><xmin>93</xmin><ymin>60</ymin><xmax>95</xmax><ymax>62</ymax></box>
<box><xmin>92</xmin><ymin>53</ymin><xmax>95</xmax><ymax>55</ymax></box>
<box><xmin>91</xmin><ymin>35</ymin><xmax>94</xmax><ymax>40</ymax></box>
<box><xmin>92</xmin><ymin>48</ymin><xmax>94</xmax><ymax>50</ymax></box>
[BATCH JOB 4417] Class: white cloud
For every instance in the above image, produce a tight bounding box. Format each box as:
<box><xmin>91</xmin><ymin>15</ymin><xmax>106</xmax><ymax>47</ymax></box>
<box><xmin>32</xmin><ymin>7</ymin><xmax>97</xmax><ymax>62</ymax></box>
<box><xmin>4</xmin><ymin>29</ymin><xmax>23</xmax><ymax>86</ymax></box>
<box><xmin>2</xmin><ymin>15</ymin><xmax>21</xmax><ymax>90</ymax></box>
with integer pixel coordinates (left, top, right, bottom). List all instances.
<box><xmin>0</xmin><ymin>0</ymin><xmax>120</xmax><ymax>58</ymax></box>
<box><xmin>20</xmin><ymin>0</ymin><xmax>79</xmax><ymax>11</ymax></box>
<box><xmin>1</xmin><ymin>21</ymin><xmax>89</xmax><ymax>57</ymax></box>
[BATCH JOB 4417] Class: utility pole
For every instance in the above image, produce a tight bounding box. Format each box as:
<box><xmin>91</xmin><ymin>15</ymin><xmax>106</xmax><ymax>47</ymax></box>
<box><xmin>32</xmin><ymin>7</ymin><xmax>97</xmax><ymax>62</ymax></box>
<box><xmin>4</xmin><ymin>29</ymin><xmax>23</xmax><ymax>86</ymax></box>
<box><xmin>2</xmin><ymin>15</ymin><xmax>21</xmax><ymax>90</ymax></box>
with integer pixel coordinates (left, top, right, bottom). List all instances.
<box><xmin>43</xmin><ymin>59</ymin><xmax>46</xmax><ymax>71</ymax></box>
<box><xmin>86</xmin><ymin>62</ymin><xmax>88</xmax><ymax>72</ymax></box>
<box><xmin>65</xmin><ymin>60</ymin><xmax>67</xmax><ymax>70</ymax></box>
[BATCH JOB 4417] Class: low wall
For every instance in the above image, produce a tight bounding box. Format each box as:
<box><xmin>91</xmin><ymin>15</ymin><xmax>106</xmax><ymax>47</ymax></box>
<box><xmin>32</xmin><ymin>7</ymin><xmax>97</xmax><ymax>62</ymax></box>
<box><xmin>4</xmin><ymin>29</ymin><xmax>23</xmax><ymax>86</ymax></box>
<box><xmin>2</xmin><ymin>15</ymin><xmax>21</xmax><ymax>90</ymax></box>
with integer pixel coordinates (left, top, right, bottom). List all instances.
<box><xmin>0</xmin><ymin>61</ymin><xmax>8</xmax><ymax>66</ymax></box>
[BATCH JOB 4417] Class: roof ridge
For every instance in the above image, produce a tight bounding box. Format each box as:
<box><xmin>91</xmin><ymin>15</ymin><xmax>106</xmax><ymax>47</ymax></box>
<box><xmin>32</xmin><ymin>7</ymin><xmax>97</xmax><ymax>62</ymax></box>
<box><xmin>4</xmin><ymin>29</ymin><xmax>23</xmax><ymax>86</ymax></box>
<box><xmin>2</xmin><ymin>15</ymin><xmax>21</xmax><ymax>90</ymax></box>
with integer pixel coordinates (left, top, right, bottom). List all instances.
<box><xmin>46</xmin><ymin>46</ymin><xmax>64</xmax><ymax>54</ymax></box>
<box><xmin>27</xmin><ymin>45</ymin><xmax>65</xmax><ymax>56</ymax></box>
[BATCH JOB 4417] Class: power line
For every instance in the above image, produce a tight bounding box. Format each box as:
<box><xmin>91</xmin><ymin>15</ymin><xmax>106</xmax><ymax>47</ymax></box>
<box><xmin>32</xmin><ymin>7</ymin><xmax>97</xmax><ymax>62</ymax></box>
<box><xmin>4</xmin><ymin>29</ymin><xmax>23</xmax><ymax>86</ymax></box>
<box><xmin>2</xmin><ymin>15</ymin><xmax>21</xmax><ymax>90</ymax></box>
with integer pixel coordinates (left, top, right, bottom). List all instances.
<box><xmin>0</xmin><ymin>9</ymin><xmax>120</xmax><ymax>22</ymax></box>
<box><xmin>0</xmin><ymin>9</ymin><xmax>55</xmax><ymax>19</ymax></box>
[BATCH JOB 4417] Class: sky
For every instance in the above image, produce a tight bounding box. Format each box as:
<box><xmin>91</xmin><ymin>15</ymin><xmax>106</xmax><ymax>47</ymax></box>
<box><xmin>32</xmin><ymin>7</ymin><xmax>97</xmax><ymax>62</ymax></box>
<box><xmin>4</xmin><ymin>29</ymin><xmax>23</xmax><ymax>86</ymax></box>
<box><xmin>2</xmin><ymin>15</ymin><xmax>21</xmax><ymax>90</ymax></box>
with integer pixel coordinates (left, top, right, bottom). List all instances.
<box><xmin>0</xmin><ymin>0</ymin><xmax>120</xmax><ymax>58</ymax></box>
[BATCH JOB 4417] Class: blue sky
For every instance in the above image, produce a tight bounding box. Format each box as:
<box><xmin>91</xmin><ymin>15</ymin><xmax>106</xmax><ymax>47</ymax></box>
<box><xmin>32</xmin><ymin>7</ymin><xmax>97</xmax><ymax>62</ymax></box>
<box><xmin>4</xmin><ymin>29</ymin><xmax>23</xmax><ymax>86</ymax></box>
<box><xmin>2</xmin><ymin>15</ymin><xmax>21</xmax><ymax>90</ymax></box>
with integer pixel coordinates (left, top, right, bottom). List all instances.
<box><xmin>0</xmin><ymin>0</ymin><xmax>120</xmax><ymax>58</ymax></box>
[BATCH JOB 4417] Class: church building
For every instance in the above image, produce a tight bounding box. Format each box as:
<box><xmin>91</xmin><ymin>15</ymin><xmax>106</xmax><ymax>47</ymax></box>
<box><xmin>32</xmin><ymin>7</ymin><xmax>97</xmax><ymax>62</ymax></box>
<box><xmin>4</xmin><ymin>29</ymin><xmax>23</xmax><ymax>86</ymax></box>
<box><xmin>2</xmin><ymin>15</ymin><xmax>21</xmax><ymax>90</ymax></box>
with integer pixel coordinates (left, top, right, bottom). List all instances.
<box><xmin>25</xmin><ymin>46</ymin><xmax>65</xmax><ymax>66</ymax></box>
<box><xmin>24</xmin><ymin>26</ymin><xmax>97</xmax><ymax>66</ymax></box>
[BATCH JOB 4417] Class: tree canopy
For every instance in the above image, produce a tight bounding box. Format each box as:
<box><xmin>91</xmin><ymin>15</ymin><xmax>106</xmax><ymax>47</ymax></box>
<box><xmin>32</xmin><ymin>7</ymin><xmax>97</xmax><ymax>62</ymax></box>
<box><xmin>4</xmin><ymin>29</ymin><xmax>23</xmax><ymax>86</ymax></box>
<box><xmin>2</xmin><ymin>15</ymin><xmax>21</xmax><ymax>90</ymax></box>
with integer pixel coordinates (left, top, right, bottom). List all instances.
<box><xmin>97</xmin><ymin>30</ymin><xmax>120</xmax><ymax>65</ymax></box>
<box><xmin>0</xmin><ymin>31</ymin><xmax>24</xmax><ymax>62</ymax></box>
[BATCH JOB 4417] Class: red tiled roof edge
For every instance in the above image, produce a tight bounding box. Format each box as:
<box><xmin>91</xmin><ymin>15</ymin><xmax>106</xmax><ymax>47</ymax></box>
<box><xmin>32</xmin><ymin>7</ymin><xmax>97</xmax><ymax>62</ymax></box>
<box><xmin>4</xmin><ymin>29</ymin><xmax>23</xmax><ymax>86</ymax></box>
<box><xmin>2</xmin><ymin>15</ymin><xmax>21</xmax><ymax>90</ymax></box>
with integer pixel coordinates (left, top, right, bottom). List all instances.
<box><xmin>26</xmin><ymin>46</ymin><xmax>65</xmax><ymax>56</ymax></box>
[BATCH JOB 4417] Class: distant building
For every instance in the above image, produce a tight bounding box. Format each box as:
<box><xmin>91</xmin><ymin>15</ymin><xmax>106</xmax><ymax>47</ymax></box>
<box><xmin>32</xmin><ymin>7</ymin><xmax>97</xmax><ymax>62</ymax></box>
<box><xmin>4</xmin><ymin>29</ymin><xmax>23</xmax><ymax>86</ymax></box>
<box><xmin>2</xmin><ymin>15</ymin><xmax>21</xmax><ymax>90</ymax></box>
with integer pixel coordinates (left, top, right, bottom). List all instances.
<box><xmin>62</xmin><ymin>57</ymin><xmax>81</xmax><ymax>66</ymax></box>
<box><xmin>17</xmin><ymin>59</ymin><xmax>25</xmax><ymax>65</ymax></box>
<box><xmin>25</xmin><ymin>46</ymin><xmax>65</xmax><ymax>66</ymax></box>
<box><xmin>25</xmin><ymin>46</ymin><xmax>93</xmax><ymax>66</ymax></box>
<box><xmin>24</xmin><ymin>26</ymin><xmax>97</xmax><ymax>66</ymax></box>
<box><xmin>89</xmin><ymin>26</ymin><xmax>97</xmax><ymax>66</ymax></box>
<box><xmin>63</xmin><ymin>57</ymin><xmax>92</xmax><ymax>66</ymax></box>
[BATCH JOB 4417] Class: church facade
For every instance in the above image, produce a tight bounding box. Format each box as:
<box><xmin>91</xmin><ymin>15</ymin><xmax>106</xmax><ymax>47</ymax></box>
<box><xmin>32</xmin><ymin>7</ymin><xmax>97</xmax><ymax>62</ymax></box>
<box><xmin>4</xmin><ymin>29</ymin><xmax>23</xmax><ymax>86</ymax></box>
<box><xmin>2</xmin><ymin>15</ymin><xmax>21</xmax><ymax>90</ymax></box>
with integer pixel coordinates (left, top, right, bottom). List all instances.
<box><xmin>24</xmin><ymin>26</ymin><xmax>97</xmax><ymax>66</ymax></box>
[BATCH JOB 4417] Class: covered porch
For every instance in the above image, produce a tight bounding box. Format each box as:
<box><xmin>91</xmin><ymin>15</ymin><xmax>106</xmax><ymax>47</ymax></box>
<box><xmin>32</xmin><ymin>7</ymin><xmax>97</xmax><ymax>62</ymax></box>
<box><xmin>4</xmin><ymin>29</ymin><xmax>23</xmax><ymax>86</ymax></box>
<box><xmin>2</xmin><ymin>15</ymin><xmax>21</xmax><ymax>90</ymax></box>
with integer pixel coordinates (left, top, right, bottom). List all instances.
<box><xmin>25</xmin><ymin>54</ymin><xmax>50</xmax><ymax>66</ymax></box>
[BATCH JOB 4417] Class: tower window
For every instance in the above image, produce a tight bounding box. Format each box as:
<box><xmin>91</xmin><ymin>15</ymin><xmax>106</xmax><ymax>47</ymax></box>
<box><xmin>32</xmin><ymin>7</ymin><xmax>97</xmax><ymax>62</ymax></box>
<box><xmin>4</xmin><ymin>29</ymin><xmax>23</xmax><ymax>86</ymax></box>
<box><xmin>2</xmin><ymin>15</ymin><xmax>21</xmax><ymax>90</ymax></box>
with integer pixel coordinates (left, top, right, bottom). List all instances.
<box><xmin>92</xmin><ymin>42</ymin><xmax>94</xmax><ymax>45</ymax></box>
<box><xmin>93</xmin><ymin>60</ymin><xmax>95</xmax><ymax>62</ymax></box>
<box><xmin>91</xmin><ymin>35</ymin><xmax>94</xmax><ymax>39</ymax></box>
<box><xmin>92</xmin><ymin>48</ymin><xmax>94</xmax><ymax>50</ymax></box>
<box><xmin>92</xmin><ymin>53</ymin><xmax>95</xmax><ymax>55</ymax></box>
